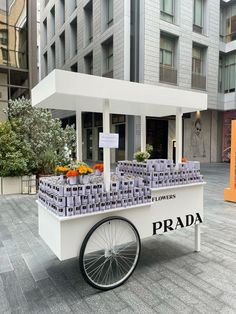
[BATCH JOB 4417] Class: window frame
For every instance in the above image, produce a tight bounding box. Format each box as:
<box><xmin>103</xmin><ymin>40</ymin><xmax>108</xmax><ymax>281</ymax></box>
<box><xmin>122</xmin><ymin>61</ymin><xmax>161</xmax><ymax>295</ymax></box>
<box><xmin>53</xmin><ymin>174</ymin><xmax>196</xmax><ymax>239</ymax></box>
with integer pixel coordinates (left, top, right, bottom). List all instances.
<box><xmin>193</xmin><ymin>0</ymin><xmax>204</xmax><ymax>33</ymax></box>
<box><xmin>107</xmin><ymin>0</ymin><xmax>114</xmax><ymax>26</ymax></box>
<box><xmin>192</xmin><ymin>46</ymin><xmax>204</xmax><ymax>75</ymax></box>
<box><xmin>160</xmin><ymin>0</ymin><xmax>174</xmax><ymax>23</ymax></box>
<box><xmin>106</xmin><ymin>43</ymin><xmax>113</xmax><ymax>72</ymax></box>
<box><xmin>160</xmin><ymin>35</ymin><xmax>175</xmax><ymax>68</ymax></box>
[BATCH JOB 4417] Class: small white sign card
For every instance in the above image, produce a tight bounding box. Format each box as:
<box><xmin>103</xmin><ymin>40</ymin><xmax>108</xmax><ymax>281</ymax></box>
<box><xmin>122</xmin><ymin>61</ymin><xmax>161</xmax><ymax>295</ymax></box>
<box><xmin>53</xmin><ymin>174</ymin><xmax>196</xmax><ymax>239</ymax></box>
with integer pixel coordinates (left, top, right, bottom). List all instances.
<box><xmin>99</xmin><ymin>133</ymin><xmax>119</xmax><ymax>148</ymax></box>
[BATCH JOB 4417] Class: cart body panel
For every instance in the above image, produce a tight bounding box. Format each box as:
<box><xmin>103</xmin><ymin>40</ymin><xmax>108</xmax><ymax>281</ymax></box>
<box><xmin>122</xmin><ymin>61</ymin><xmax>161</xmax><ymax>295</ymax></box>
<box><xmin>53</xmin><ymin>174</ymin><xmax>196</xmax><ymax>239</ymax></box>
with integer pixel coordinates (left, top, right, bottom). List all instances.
<box><xmin>38</xmin><ymin>183</ymin><xmax>204</xmax><ymax>261</ymax></box>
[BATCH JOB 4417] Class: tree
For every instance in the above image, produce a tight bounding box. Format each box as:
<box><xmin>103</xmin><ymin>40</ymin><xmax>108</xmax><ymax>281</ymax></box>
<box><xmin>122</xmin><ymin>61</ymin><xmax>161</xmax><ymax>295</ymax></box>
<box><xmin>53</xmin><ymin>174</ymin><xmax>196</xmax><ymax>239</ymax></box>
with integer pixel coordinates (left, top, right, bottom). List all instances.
<box><xmin>0</xmin><ymin>121</ymin><xmax>31</xmax><ymax>177</ymax></box>
<box><xmin>4</xmin><ymin>98</ymin><xmax>76</xmax><ymax>175</ymax></box>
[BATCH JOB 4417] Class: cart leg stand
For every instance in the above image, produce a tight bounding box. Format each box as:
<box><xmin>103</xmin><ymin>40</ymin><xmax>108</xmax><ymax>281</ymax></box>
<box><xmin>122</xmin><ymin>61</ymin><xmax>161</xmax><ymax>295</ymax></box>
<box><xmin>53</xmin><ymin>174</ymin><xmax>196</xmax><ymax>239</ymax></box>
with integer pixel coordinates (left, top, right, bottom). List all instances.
<box><xmin>103</xmin><ymin>99</ymin><xmax>111</xmax><ymax>192</ymax></box>
<box><xmin>176</xmin><ymin>108</ymin><xmax>183</xmax><ymax>163</ymax></box>
<box><xmin>76</xmin><ymin>109</ymin><xmax>83</xmax><ymax>161</ymax></box>
<box><xmin>195</xmin><ymin>224</ymin><xmax>201</xmax><ymax>252</ymax></box>
<box><xmin>141</xmin><ymin>115</ymin><xmax>146</xmax><ymax>152</ymax></box>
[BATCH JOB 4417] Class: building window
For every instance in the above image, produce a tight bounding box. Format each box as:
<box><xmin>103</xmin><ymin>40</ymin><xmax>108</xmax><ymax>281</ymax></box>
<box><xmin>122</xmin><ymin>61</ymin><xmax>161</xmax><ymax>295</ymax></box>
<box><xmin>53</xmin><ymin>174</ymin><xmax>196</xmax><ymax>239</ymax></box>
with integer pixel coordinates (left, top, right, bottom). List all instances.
<box><xmin>102</xmin><ymin>38</ymin><xmax>113</xmax><ymax>77</ymax></box>
<box><xmin>220</xmin><ymin>8</ymin><xmax>224</xmax><ymax>42</ymax></box>
<box><xmin>71</xmin><ymin>63</ymin><xmax>78</xmax><ymax>72</ymax></box>
<box><xmin>160</xmin><ymin>36</ymin><xmax>174</xmax><ymax>67</ymax></box>
<box><xmin>59</xmin><ymin>32</ymin><xmax>65</xmax><ymax>65</ymax></box>
<box><xmin>43</xmin><ymin>18</ymin><xmax>47</xmax><ymax>47</ymax></box>
<box><xmin>224</xmin><ymin>53</ymin><xmax>236</xmax><ymax>93</ymax></box>
<box><xmin>225</xmin><ymin>4</ymin><xmax>236</xmax><ymax>42</ymax></box>
<box><xmin>84</xmin><ymin>52</ymin><xmax>93</xmax><ymax>74</ymax></box>
<box><xmin>160</xmin><ymin>35</ymin><xmax>177</xmax><ymax>84</ymax></box>
<box><xmin>192</xmin><ymin>45</ymin><xmax>206</xmax><ymax>90</ymax></box>
<box><xmin>1</xmin><ymin>48</ymin><xmax>8</xmax><ymax>63</ymax></box>
<box><xmin>193</xmin><ymin>0</ymin><xmax>203</xmax><ymax>34</ymax></box>
<box><xmin>70</xmin><ymin>18</ymin><xmax>77</xmax><ymax>57</ymax></box>
<box><xmin>43</xmin><ymin>52</ymin><xmax>48</xmax><ymax>76</ymax></box>
<box><xmin>60</xmin><ymin>0</ymin><xmax>65</xmax><ymax>26</ymax></box>
<box><xmin>192</xmin><ymin>46</ymin><xmax>203</xmax><ymax>74</ymax></box>
<box><xmin>50</xmin><ymin>6</ymin><xmax>55</xmax><ymax>38</ymax></box>
<box><xmin>51</xmin><ymin>43</ymin><xmax>55</xmax><ymax>70</ymax></box>
<box><xmin>0</xmin><ymin>29</ymin><xmax>8</xmax><ymax>46</ymax></box>
<box><xmin>70</xmin><ymin>0</ymin><xmax>77</xmax><ymax>14</ymax></box>
<box><xmin>83</xmin><ymin>112</ymin><xmax>93</xmax><ymax>128</ymax></box>
<box><xmin>84</xmin><ymin>1</ymin><xmax>93</xmax><ymax>45</ymax></box>
<box><xmin>160</xmin><ymin>0</ymin><xmax>174</xmax><ymax>23</ymax></box>
<box><xmin>218</xmin><ymin>56</ymin><xmax>223</xmax><ymax>93</ymax></box>
<box><xmin>107</xmin><ymin>0</ymin><xmax>113</xmax><ymax>27</ymax></box>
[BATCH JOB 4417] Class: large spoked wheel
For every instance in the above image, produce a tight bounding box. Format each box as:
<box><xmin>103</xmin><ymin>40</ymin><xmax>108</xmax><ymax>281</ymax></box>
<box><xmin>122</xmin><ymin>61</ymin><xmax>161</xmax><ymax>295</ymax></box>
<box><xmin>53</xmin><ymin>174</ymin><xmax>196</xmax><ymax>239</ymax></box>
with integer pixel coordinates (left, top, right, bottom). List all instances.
<box><xmin>79</xmin><ymin>216</ymin><xmax>141</xmax><ymax>290</ymax></box>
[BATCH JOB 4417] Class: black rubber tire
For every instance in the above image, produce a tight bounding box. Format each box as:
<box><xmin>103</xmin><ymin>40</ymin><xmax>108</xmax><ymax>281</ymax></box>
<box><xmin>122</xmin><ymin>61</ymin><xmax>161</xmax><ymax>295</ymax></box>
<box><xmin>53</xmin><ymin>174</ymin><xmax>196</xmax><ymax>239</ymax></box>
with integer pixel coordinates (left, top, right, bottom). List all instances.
<box><xmin>79</xmin><ymin>216</ymin><xmax>141</xmax><ymax>291</ymax></box>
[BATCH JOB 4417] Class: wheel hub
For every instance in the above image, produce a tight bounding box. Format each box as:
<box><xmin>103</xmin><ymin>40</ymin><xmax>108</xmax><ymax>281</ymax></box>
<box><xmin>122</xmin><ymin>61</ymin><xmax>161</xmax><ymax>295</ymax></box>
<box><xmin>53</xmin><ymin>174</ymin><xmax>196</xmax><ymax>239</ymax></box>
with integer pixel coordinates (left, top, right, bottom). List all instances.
<box><xmin>104</xmin><ymin>247</ymin><xmax>116</xmax><ymax>258</ymax></box>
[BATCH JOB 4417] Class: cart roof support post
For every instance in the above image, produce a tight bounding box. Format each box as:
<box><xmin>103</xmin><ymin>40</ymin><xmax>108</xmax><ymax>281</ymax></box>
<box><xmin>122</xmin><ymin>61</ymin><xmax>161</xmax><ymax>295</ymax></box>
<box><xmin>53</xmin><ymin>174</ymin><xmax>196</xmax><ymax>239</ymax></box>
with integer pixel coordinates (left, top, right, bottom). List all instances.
<box><xmin>103</xmin><ymin>99</ymin><xmax>111</xmax><ymax>192</ymax></box>
<box><xmin>176</xmin><ymin>107</ymin><xmax>183</xmax><ymax>164</ymax></box>
<box><xmin>76</xmin><ymin>109</ymin><xmax>83</xmax><ymax>161</ymax></box>
<box><xmin>141</xmin><ymin>115</ymin><xmax>146</xmax><ymax>152</ymax></box>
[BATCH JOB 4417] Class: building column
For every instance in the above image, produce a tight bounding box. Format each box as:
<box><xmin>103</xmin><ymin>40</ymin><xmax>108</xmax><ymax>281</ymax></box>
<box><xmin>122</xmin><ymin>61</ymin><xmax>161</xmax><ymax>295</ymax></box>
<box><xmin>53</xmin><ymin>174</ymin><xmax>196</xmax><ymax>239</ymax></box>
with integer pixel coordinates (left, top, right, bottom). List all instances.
<box><xmin>124</xmin><ymin>0</ymin><xmax>131</xmax><ymax>81</ymax></box>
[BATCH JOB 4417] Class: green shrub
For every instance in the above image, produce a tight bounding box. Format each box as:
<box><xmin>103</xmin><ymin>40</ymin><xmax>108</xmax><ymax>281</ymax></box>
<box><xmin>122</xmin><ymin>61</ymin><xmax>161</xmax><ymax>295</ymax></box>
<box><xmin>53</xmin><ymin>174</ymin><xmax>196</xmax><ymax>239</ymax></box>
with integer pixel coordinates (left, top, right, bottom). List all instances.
<box><xmin>3</xmin><ymin>98</ymin><xmax>76</xmax><ymax>175</ymax></box>
<box><xmin>0</xmin><ymin>122</ymin><xmax>30</xmax><ymax>177</ymax></box>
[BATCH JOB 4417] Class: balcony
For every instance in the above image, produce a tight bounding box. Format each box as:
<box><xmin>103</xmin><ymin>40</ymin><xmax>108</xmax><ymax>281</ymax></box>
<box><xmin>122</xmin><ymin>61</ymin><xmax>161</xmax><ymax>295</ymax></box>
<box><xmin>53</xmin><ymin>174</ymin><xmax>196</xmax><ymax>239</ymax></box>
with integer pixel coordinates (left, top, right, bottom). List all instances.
<box><xmin>159</xmin><ymin>65</ymin><xmax>177</xmax><ymax>85</ymax></box>
<box><xmin>220</xmin><ymin>32</ymin><xmax>236</xmax><ymax>43</ymax></box>
<box><xmin>102</xmin><ymin>70</ymin><xmax>113</xmax><ymax>78</ymax></box>
<box><xmin>191</xmin><ymin>73</ymin><xmax>206</xmax><ymax>90</ymax></box>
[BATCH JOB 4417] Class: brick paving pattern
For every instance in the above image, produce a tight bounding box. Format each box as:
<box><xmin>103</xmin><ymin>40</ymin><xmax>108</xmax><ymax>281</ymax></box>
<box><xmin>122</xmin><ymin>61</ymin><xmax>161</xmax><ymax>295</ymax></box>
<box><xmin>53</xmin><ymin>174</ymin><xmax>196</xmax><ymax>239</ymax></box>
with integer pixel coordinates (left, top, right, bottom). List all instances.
<box><xmin>0</xmin><ymin>163</ymin><xmax>236</xmax><ymax>313</ymax></box>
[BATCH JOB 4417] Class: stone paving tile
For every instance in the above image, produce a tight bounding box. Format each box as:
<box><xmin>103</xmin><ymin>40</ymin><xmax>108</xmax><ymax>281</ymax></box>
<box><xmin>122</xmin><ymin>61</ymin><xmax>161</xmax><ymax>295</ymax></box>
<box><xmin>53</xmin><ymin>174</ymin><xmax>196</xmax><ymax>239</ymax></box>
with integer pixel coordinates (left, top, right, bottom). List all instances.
<box><xmin>0</xmin><ymin>275</ymin><xmax>11</xmax><ymax>313</ymax></box>
<box><xmin>154</xmin><ymin>302</ymin><xmax>176</xmax><ymax>314</ymax></box>
<box><xmin>0</xmin><ymin>271</ymin><xmax>30</xmax><ymax>313</ymax></box>
<box><xmin>0</xmin><ymin>246</ymin><xmax>14</xmax><ymax>273</ymax></box>
<box><xmin>1</xmin><ymin>164</ymin><xmax>236</xmax><ymax>313</ymax></box>
<box><xmin>22</xmin><ymin>252</ymin><xmax>49</xmax><ymax>282</ymax></box>
<box><xmin>117</xmin><ymin>290</ymin><xmax>155</xmax><ymax>313</ymax></box>
<box><xmin>24</xmin><ymin>287</ymin><xmax>52</xmax><ymax>313</ymax></box>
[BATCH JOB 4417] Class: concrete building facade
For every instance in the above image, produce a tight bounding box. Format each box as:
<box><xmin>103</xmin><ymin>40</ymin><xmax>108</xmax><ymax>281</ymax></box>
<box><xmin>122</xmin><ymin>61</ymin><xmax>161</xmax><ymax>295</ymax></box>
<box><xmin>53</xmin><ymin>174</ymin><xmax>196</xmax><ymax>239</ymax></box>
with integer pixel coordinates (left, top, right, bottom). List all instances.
<box><xmin>40</xmin><ymin>0</ymin><xmax>235</xmax><ymax>163</ymax></box>
<box><xmin>0</xmin><ymin>0</ymin><xmax>38</xmax><ymax>121</ymax></box>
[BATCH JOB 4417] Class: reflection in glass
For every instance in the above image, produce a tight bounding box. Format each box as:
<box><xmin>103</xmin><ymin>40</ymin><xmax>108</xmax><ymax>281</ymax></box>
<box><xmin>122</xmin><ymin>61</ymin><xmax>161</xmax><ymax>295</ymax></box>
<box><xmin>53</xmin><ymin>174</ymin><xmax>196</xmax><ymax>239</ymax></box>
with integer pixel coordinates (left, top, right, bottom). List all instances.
<box><xmin>0</xmin><ymin>85</ymin><xmax>8</xmax><ymax>101</ymax></box>
<box><xmin>9</xmin><ymin>69</ymin><xmax>28</xmax><ymax>86</ymax></box>
<box><xmin>8</xmin><ymin>0</ymin><xmax>27</xmax><ymax>28</ymax></box>
<box><xmin>0</xmin><ymin>22</ymin><xmax>8</xmax><ymax>65</ymax></box>
<box><xmin>8</xmin><ymin>49</ymin><xmax>27</xmax><ymax>68</ymax></box>
<box><xmin>0</xmin><ymin>0</ymin><xmax>7</xmax><ymax>24</ymax></box>
<box><xmin>0</xmin><ymin>0</ymin><xmax>29</xmax><ymax>103</ymax></box>
<box><xmin>10</xmin><ymin>87</ymin><xmax>29</xmax><ymax>100</ymax></box>
<box><xmin>8</xmin><ymin>24</ymin><xmax>27</xmax><ymax>58</ymax></box>
<box><xmin>0</xmin><ymin>24</ymin><xmax>8</xmax><ymax>47</ymax></box>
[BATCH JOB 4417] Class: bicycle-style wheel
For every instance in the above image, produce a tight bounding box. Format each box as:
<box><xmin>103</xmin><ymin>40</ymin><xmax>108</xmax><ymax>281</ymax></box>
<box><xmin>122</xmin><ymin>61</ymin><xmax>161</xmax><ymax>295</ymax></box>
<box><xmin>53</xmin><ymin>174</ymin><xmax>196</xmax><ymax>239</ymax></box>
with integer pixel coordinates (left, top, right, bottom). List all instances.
<box><xmin>79</xmin><ymin>216</ymin><xmax>141</xmax><ymax>290</ymax></box>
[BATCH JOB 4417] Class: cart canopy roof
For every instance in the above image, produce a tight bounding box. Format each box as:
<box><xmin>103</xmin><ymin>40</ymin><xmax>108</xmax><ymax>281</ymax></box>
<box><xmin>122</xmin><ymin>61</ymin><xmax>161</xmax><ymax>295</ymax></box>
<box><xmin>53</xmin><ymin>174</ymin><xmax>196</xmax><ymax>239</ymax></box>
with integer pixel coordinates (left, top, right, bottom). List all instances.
<box><xmin>32</xmin><ymin>70</ymin><xmax>207</xmax><ymax>116</ymax></box>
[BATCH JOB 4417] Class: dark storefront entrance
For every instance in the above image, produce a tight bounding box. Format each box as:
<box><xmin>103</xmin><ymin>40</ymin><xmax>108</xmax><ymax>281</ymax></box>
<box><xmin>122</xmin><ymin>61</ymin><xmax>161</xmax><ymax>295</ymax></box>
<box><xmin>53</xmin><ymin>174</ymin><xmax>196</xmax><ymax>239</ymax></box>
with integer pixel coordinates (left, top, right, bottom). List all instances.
<box><xmin>146</xmin><ymin>118</ymin><xmax>168</xmax><ymax>159</ymax></box>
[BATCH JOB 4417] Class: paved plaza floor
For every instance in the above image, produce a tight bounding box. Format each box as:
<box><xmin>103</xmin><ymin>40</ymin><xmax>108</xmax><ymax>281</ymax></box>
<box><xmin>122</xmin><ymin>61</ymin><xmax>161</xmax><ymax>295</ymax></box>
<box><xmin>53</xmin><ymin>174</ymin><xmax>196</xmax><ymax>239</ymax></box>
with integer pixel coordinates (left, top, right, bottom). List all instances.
<box><xmin>0</xmin><ymin>163</ymin><xmax>236</xmax><ymax>313</ymax></box>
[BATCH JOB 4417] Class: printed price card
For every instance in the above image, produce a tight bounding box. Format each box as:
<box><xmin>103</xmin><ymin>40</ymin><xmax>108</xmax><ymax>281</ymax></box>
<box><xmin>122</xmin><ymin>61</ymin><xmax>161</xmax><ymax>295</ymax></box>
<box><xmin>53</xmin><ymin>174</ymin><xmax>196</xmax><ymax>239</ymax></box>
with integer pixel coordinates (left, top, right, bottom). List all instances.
<box><xmin>99</xmin><ymin>133</ymin><xmax>119</xmax><ymax>148</ymax></box>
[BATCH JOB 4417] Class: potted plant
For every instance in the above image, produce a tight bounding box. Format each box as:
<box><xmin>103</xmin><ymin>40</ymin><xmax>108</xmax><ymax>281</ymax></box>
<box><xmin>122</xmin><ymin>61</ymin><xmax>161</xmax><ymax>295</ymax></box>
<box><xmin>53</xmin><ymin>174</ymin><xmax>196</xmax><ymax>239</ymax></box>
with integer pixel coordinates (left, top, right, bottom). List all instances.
<box><xmin>134</xmin><ymin>151</ymin><xmax>150</xmax><ymax>163</ymax></box>
<box><xmin>93</xmin><ymin>163</ymin><xmax>104</xmax><ymax>175</ymax></box>
<box><xmin>55</xmin><ymin>165</ymin><xmax>69</xmax><ymax>183</ymax></box>
<box><xmin>77</xmin><ymin>164</ymin><xmax>93</xmax><ymax>184</ymax></box>
<box><xmin>66</xmin><ymin>170</ymin><xmax>78</xmax><ymax>185</ymax></box>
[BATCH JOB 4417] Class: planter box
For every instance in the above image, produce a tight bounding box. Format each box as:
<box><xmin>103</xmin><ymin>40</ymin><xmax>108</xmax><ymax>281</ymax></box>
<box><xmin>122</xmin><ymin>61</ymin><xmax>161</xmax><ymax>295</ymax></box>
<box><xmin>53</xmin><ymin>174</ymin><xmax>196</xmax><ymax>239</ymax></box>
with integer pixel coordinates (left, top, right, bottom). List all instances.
<box><xmin>2</xmin><ymin>177</ymin><xmax>22</xmax><ymax>195</ymax></box>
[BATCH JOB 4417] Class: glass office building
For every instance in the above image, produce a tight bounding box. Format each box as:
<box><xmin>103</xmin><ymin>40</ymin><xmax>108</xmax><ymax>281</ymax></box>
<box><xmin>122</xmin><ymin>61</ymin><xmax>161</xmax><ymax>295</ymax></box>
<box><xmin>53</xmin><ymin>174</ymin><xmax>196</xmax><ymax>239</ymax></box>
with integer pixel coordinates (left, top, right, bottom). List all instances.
<box><xmin>0</xmin><ymin>0</ymin><xmax>37</xmax><ymax>120</ymax></box>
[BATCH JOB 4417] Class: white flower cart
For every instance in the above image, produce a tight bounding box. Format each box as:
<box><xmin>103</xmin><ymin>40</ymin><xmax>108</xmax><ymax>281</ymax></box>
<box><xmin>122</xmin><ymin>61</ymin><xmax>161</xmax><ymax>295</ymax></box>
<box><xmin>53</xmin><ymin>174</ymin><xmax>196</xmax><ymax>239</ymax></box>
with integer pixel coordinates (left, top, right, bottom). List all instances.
<box><xmin>32</xmin><ymin>70</ymin><xmax>207</xmax><ymax>290</ymax></box>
